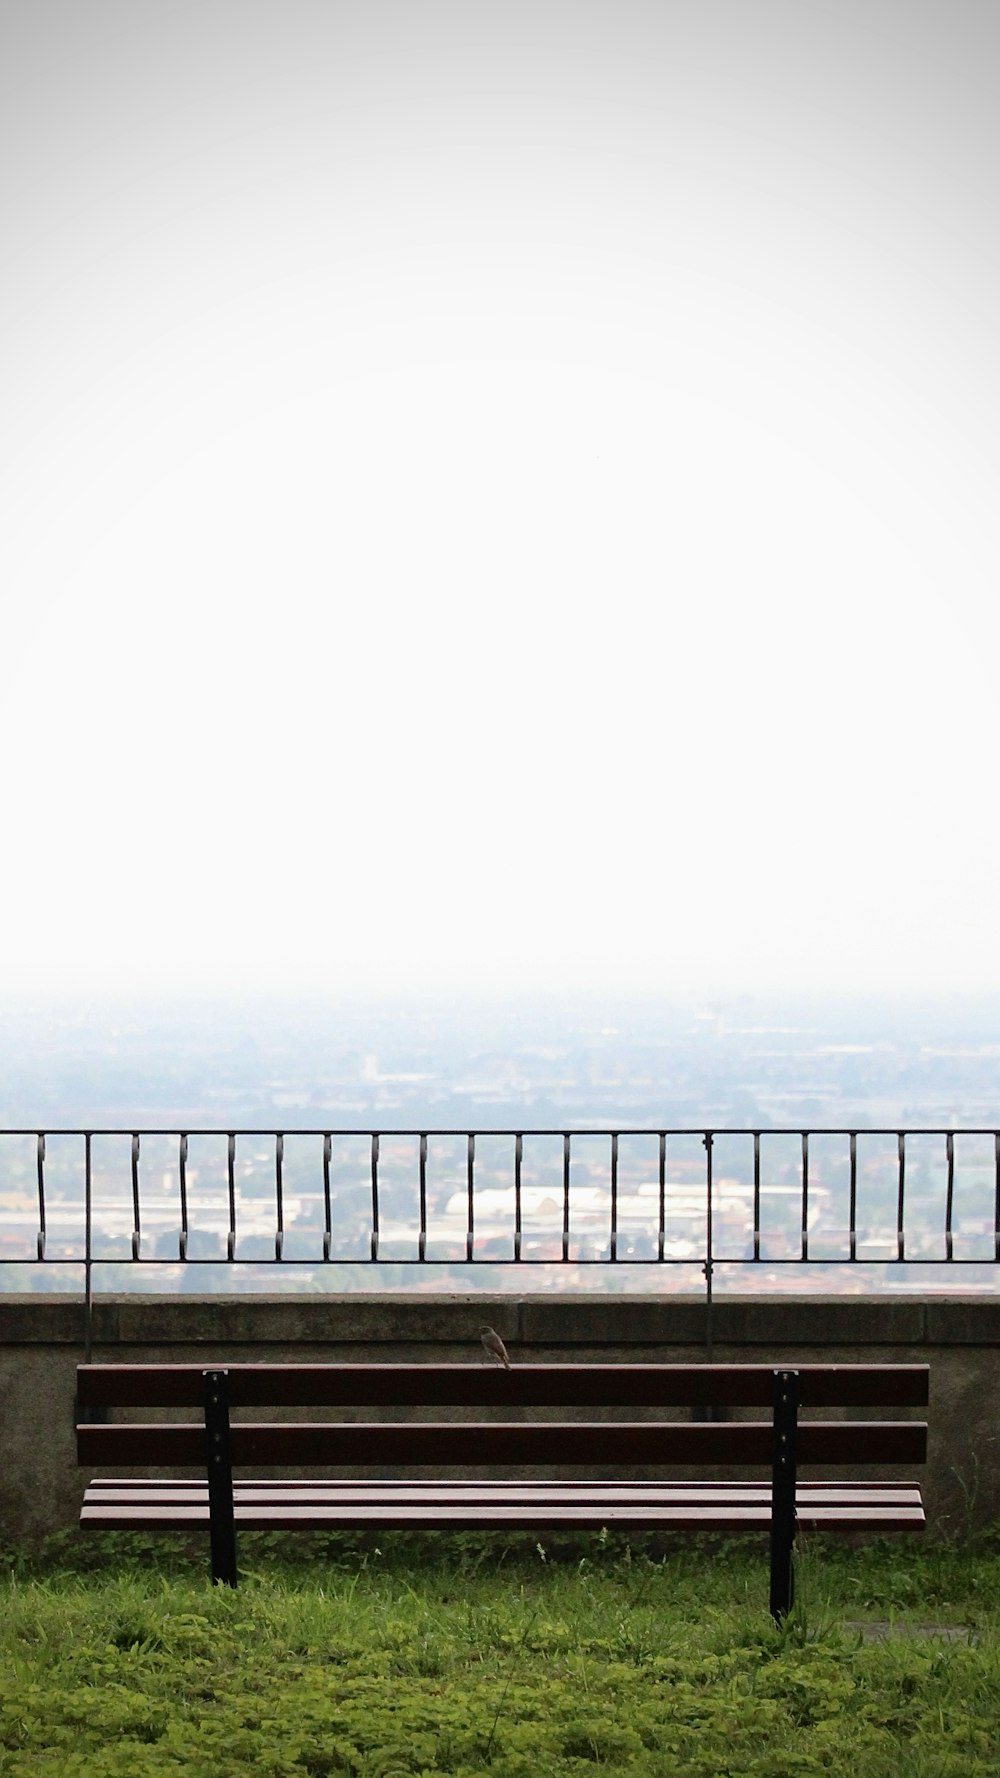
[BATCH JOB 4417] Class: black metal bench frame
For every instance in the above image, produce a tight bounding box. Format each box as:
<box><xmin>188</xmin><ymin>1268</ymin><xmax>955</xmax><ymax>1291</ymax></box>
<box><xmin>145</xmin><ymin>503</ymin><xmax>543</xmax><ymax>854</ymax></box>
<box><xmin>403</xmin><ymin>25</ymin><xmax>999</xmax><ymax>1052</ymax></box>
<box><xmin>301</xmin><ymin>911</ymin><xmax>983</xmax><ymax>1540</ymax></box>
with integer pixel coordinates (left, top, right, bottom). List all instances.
<box><xmin>76</xmin><ymin>1361</ymin><xmax>928</xmax><ymax>1622</ymax></box>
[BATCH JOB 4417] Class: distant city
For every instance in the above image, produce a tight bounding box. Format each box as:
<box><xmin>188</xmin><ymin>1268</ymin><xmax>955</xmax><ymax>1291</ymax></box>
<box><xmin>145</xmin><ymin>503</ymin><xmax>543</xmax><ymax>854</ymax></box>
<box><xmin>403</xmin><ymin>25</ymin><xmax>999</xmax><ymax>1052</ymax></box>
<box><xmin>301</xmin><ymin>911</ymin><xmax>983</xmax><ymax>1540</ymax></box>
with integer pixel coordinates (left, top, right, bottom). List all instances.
<box><xmin>1</xmin><ymin>989</ymin><xmax>999</xmax><ymax>1296</ymax></box>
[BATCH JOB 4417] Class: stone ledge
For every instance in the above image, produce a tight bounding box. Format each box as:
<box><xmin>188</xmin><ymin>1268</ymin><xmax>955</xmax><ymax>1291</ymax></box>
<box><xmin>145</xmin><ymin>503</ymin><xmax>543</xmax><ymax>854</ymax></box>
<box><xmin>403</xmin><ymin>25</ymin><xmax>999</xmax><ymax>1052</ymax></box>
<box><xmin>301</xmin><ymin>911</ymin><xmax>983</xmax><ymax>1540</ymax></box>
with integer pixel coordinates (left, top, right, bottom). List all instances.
<box><xmin>0</xmin><ymin>1292</ymin><xmax>997</xmax><ymax>1348</ymax></box>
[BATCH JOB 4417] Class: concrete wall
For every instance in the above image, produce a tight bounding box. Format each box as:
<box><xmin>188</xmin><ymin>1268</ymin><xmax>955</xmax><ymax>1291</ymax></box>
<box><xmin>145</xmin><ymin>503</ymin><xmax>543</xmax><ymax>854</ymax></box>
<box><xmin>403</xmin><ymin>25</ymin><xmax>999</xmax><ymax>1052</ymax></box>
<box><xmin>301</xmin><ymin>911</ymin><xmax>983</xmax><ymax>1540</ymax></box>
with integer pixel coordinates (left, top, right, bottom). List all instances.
<box><xmin>2</xmin><ymin>1292</ymin><xmax>999</xmax><ymax>1546</ymax></box>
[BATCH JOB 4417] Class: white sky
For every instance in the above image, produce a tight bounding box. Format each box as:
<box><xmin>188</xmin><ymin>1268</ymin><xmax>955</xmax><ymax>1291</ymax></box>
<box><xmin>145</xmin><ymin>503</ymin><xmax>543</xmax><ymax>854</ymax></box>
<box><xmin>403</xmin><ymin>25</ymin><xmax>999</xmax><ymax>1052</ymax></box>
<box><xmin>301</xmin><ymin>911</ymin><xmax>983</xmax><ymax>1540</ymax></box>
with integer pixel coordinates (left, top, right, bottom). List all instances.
<box><xmin>2</xmin><ymin>1</ymin><xmax>999</xmax><ymax>1000</ymax></box>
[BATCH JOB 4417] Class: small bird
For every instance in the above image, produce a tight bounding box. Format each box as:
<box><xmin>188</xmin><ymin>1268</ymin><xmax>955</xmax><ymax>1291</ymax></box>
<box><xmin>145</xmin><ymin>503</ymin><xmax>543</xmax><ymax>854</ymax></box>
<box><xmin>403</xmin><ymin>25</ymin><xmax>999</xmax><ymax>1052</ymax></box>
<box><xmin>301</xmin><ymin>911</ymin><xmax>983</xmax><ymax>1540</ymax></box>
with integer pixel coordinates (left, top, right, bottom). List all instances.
<box><xmin>480</xmin><ymin>1325</ymin><xmax>511</xmax><ymax>1369</ymax></box>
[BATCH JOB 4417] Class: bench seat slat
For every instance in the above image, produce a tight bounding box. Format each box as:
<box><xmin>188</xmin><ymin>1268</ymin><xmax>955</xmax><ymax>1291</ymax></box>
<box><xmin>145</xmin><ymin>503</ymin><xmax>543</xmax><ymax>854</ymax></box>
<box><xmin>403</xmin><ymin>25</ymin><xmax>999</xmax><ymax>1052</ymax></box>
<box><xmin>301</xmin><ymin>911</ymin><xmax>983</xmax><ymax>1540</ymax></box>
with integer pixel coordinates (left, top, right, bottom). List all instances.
<box><xmin>81</xmin><ymin>1479</ymin><xmax>925</xmax><ymax>1533</ymax></box>
<box><xmin>82</xmin><ymin>1480</ymin><xmax>926</xmax><ymax>1505</ymax></box>
<box><xmin>82</xmin><ymin>1508</ymin><xmax>927</xmax><ymax>1531</ymax></box>
<box><xmin>75</xmin><ymin>1362</ymin><xmax>930</xmax><ymax>1409</ymax></box>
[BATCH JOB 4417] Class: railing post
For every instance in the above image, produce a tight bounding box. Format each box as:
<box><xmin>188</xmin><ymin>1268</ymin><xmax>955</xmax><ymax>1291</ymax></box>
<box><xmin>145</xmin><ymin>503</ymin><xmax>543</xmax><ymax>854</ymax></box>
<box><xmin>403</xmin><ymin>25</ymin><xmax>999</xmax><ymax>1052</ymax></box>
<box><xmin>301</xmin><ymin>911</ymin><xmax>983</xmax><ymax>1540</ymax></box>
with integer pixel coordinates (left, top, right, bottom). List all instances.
<box><xmin>514</xmin><ymin>1132</ymin><xmax>523</xmax><ymax>1262</ymax></box>
<box><xmin>36</xmin><ymin>1132</ymin><xmax>46</xmax><ymax>1261</ymax></box>
<box><xmin>323</xmin><ymin>1132</ymin><xmax>333</xmax><ymax>1263</ymax></box>
<box><xmin>610</xmin><ymin>1131</ymin><xmax>618</xmax><ymax>1262</ymax></box>
<box><xmin>84</xmin><ymin>1131</ymin><xmax>93</xmax><ymax>1363</ymax></box>
<box><xmin>562</xmin><ymin>1132</ymin><xmax>571</xmax><ymax>1262</ymax></box>
<box><xmin>130</xmin><ymin>1133</ymin><xmax>141</xmax><ymax>1260</ymax></box>
<box><xmin>897</xmin><ymin>1131</ymin><xmax>906</xmax><ymax>1262</ymax></box>
<box><xmin>369</xmin><ymin>1132</ymin><xmax>379</xmax><ymax>1262</ymax></box>
<box><xmin>939</xmin><ymin>1130</ymin><xmax>946</xmax><ymax>1258</ymax></box>
<box><xmin>418</xmin><ymin>1132</ymin><xmax>427</xmax><ymax>1262</ymax></box>
<box><xmin>702</xmin><ymin>1132</ymin><xmax>714</xmax><ymax>1361</ymax></box>
<box><xmin>275</xmin><ymin>1132</ymin><xmax>285</xmax><ymax>1261</ymax></box>
<box><xmin>800</xmin><ymin>1131</ymin><xmax>809</xmax><ymax>1260</ymax></box>
<box><xmin>178</xmin><ymin>1132</ymin><xmax>188</xmax><ymax>1261</ymax></box>
<box><xmin>994</xmin><ymin>1132</ymin><xmax>1000</xmax><ymax>1262</ymax></box>
<box><xmin>769</xmin><ymin>1369</ymin><xmax>799</xmax><ymax>1625</ymax></box>
<box><xmin>752</xmin><ymin>1131</ymin><xmax>761</xmax><ymax>1263</ymax></box>
<box><xmin>849</xmin><ymin>1130</ymin><xmax>858</xmax><ymax>1262</ymax></box>
<box><xmin>466</xmin><ymin>1132</ymin><xmax>475</xmax><ymax>1263</ymax></box>
<box><xmin>657</xmin><ymin>1132</ymin><xmax>666</xmax><ymax>1263</ymax></box>
<box><xmin>204</xmin><ymin>1369</ymin><xmax>238</xmax><ymax>1587</ymax></box>
<box><xmin>227</xmin><ymin>1132</ymin><xmax>237</xmax><ymax>1261</ymax></box>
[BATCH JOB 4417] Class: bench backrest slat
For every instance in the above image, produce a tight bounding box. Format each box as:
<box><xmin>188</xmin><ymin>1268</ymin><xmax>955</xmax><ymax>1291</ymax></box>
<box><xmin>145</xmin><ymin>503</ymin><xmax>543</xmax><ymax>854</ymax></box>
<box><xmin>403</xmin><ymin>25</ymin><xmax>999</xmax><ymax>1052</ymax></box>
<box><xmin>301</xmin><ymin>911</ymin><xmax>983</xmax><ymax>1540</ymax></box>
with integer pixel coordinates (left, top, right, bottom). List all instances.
<box><xmin>77</xmin><ymin>1418</ymin><xmax>928</xmax><ymax>1469</ymax></box>
<box><xmin>76</xmin><ymin>1362</ymin><xmax>930</xmax><ymax>1410</ymax></box>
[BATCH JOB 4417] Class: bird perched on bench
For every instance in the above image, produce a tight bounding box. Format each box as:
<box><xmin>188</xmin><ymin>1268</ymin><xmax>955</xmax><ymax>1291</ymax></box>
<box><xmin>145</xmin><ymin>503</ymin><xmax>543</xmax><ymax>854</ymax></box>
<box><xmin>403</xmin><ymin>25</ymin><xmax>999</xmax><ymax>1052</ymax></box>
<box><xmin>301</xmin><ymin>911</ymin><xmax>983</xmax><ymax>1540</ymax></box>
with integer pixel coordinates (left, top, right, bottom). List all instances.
<box><xmin>480</xmin><ymin>1325</ymin><xmax>511</xmax><ymax>1368</ymax></box>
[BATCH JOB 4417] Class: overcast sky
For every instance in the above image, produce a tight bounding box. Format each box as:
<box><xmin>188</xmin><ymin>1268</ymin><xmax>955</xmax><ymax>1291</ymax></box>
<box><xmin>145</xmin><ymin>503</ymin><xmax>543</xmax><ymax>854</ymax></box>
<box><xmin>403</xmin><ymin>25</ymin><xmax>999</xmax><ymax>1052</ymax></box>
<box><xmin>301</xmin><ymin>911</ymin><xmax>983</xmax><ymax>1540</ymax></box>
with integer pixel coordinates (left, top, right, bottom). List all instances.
<box><xmin>3</xmin><ymin>1</ymin><xmax>999</xmax><ymax>1002</ymax></box>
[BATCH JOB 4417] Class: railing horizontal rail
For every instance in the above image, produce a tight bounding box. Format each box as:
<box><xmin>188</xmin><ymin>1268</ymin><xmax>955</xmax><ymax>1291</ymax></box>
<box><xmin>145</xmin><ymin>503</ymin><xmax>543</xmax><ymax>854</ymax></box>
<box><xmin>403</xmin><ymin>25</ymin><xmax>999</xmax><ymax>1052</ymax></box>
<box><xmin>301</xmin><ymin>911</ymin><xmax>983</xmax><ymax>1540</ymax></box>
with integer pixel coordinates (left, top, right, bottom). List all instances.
<box><xmin>3</xmin><ymin>1127</ymin><xmax>1000</xmax><ymax>1136</ymax></box>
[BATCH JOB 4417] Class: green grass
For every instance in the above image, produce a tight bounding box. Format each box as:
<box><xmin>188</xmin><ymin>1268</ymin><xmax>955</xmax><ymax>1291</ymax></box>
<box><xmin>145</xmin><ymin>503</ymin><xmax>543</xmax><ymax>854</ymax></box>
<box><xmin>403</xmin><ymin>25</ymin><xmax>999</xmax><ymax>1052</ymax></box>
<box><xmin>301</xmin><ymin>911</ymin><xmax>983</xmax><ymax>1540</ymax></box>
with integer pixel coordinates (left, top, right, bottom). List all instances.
<box><xmin>3</xmin><ymin>1530</ymin><xmax>1000</xmax><ymax>1775</ymax></box>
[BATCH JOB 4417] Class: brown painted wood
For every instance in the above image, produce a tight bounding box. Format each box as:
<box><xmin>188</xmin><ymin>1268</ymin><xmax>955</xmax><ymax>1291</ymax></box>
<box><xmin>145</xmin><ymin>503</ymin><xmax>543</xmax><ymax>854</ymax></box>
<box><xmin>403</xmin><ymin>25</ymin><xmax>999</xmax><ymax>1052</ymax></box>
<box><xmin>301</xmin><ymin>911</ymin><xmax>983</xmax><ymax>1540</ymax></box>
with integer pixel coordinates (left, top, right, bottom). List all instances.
<box><xmin>88</xmin><ymin>1478</ymin><xmax>744</xmax><ymax>1495</ymax></box>
<box><xmin>77</xmin><ymin>1418</ymin><xmax>927</xmax><ymax>1468</ymax></box>
<box><xmin>83</xmin><ymin>1475</ymin><xmax>923</xmax><ymax>1491</ymax></box>
<box><xmin>82</xmin><ymin>1507</ymin><xmax>925</xmax><ymax>1532</ymax></box>
<box><xmin>82</xmin><ymin>1480</ymin><xmax>925</xmax><ymax>1506</ymax></box>
<box><xmin>80</xmin><ymin>1462</ymin><xmax>926</xmax><ymax>1539</ymax></box>
<box><xmin>80</xmin><ymin>1482</ymin><xmax>925</xmax><ymax>1533</ymax></box>
<box><xmin>75</xmin><ymin>1362</ymin><xmax>930</xmax><ymax>1410</ymax></box>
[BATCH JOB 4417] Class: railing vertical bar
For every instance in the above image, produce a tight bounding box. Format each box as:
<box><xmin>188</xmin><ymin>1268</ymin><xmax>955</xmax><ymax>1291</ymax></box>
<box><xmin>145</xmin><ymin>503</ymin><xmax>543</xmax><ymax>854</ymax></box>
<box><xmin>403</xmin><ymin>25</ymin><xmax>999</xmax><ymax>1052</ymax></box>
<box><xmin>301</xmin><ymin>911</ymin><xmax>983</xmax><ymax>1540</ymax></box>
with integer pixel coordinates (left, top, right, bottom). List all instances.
<box><xmin>753</xmin><ymin>1131</ymin><xmax>761</xmax><ymax>1262</ymax></box>
<box><xmin>84</xmin><ymin>1131</ymin><xmax>93</xmax><ymax>1363</ymax></box>
<box><xmin>801</xmin><ymin>1131</ymin><xmax>809</xmax><ymax>1261</ymax></box>
<box><xmin>274</xmin><ymin>1132</ymin><xmax>284</xmax><ymax>1260</ymax></box>
<box><xmin>226</xmin><ymin>1133</ymin><xmax>237</xmax><ymax>1261</ymax></box>
<box><xmin>939</xmin><ymin>1130</ymin><xmax>946</xmax><ymax>1258</ymax></box>
<box><xmin>562</xmin><ymin>1132</ymin><xmax>571</xmax><ymax>1262</ymax></box>
<box><xmin>466</xmin><ymin>1132</ymin><xmax>475</xmax><ymax>1262</ymax></box>
<box><xmin>703</xmin><ymin>1132</ymin><xmax>714</xmax><ymax>1360</ymax></box>
<box><xmin>994</xmin><ymin>1133</ymin><xmax>1000</xmax><ymax>1262</ymax></box>
<box><xmin>322</xmin><ymin>1133</ymin><xmax>333</xmax><ymax>1261</ymax></box>
<box><xmin>130</xmin><ymin>1132</ymin><xmax>141</xmax><ymax>1259</ymax></box>
<box><xmin>370</xmin><ymin>1133</ymin><xmax>379</xmax><ymax>1262</ymax></box>
<box><xmin>514</xmin><ymin>1132</ymin><xmax>523</xmax><ymax>1262</ymax></box>
<box><xmin>36</xmin><ymin>1132</ymin><xmax>46</xmax><ymax>1261</ymax></box>
<box><xmin>897</xmin><ymin>1131</ymin><xmax>906</xmax><ymax>1262</ymax></box>
<box><xmin>178</xmin><ymin>1133</ymin><xmax>188</xmax><ymax>1261</ymax></box>
<box><xmin>657</xmin><ymin>1132</ymin><xmax>666</xmax><ymax>1263</ymax></box>
<box><xmin>849</xmin><ymin>1131</ymin><xmax>858</xmax><ymax>1262</ymax></box>
<box><xmin>418</xmin><ymin>1133</ymin><xmax>427</xmax><ymax>1262</ymax></box>
<box><xmin>609</xmin><ymin>1132</ymin><xmax>618</xmax><ymax>1262</ymax></box>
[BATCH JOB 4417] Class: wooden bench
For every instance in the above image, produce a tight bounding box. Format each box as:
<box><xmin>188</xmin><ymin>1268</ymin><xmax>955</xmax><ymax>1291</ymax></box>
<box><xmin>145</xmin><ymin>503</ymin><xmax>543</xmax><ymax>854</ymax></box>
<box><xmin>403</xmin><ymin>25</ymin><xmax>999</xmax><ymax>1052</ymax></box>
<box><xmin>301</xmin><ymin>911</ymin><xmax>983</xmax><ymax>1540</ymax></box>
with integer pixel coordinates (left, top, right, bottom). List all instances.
<box><xmin>77</xmin><ymin>1361</ymin><xmax>928</xmax><ymax>1622</ymax></box>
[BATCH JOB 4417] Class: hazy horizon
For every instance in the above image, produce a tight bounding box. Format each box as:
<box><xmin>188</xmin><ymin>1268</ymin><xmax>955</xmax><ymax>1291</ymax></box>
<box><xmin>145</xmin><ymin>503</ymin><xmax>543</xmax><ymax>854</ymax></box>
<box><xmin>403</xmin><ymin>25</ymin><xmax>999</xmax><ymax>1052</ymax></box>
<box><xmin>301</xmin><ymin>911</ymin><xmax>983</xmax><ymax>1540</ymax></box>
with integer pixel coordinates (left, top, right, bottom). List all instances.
<box><xmin>2</xmin><ymin>984</ymin><xmax>999</xmax><ymax>1129</ymax></box>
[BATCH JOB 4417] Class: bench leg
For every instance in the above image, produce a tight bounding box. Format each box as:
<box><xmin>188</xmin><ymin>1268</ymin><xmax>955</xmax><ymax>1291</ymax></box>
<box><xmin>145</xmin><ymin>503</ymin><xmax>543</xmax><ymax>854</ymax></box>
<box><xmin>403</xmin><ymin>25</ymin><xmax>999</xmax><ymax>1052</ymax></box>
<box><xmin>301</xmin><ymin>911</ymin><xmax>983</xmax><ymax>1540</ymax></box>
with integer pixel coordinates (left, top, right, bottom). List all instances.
<box><xmin>204</xmin><ymin>1370</ymin><xmax>238</xmax><ymax>1587</ymax></box>
<box><xmin>769</xmin><ymin>1370</ymin><xmax>798</xmax><ymax>1625</ymax></box>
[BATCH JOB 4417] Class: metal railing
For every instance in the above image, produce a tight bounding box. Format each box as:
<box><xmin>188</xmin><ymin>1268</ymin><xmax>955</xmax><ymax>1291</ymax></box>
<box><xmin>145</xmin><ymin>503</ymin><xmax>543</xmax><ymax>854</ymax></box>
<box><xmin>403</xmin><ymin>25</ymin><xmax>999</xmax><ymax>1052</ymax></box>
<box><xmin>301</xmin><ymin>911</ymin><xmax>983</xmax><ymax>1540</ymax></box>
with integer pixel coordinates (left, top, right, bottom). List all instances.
<box><xmin>3</xmin><ymin>1125</ymin><xmax>1000</xmax><ymax>1356</ymax></box>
